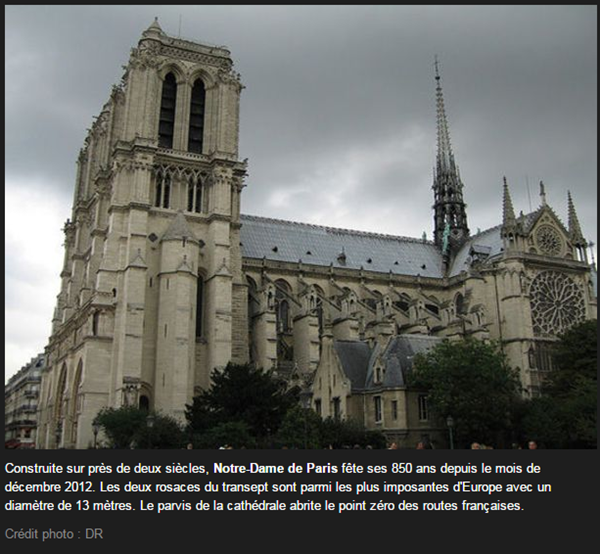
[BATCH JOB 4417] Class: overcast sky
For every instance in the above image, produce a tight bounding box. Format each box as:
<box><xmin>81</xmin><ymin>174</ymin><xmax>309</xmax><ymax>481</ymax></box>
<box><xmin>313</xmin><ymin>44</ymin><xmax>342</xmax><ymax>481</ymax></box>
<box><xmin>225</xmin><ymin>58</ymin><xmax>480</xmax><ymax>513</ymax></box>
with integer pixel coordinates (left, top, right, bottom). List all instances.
<box><xmin>5</xmin><ymin>5</ymin><xmax>597</xmax><ymax>382</ymax></box>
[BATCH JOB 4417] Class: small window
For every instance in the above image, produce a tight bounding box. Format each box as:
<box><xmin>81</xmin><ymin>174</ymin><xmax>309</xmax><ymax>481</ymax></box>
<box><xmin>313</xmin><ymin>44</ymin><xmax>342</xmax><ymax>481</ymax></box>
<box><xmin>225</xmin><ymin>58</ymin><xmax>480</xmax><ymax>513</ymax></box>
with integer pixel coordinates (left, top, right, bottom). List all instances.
<box><xmin>332</xmin><ymin>397</ymin><xmax>341</xmax><ymax>420</ymax></box>
<box><xmin>314</xmin><ymin>399</ymin><xmax>322</xmax><ymax>416</ymax></box>
<box><xmin>374</xmin><ymin>396</ymin><xmax>382</xmax><ymax>423</ymax></box>
<box><xmin>392</xmin><ymin>400</ymin><xmax>398</xmax><ymax>421</ymax></box>
<box><xmin>418</xmin><ymin>395</ymin><xmax>429</xmax><ymax>421</ymax></box>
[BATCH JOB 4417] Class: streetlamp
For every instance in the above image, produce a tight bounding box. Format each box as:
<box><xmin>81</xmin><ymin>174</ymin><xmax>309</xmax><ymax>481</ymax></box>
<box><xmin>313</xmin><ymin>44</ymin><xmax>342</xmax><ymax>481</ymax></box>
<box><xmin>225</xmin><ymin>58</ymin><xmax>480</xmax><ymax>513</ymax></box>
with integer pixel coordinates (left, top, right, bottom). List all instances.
<box><xmin>446</xmin><ymin>415</ymin><xmax>455</xmax><ymax>450</ymax></box>
<box><xmin>92</xmin><ymin>421</ymin><xmax>100</xmax><ymax>449</ymax></box>
<box><xmin>146</xmin><ymin>414</ymin><xmax>155</xmax><ymax>449</ymax></box>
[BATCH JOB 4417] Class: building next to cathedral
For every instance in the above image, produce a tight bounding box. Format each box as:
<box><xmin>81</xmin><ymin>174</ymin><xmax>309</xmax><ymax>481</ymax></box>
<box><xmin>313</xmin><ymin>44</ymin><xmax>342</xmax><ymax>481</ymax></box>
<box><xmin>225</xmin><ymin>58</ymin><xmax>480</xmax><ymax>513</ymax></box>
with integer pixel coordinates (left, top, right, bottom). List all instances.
<box><xmin>35</xmin><ymin>21</ymin><xmax>597</xmax><ymax>449</ymax></box>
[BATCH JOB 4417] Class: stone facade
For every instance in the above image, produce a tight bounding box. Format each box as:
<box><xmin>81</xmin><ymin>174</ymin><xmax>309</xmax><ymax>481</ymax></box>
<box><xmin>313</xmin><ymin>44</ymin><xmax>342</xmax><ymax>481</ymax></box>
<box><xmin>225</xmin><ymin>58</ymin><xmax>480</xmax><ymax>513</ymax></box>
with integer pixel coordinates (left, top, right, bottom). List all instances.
<box><xmin>5</xmin><ymin>354</ymin><xmax>44</xmax><ymax>449</ymax></box>
<box><xmin>36</xmin><ymin>21</ymin><xmax>597</xmax><ymax>448</ymax></box>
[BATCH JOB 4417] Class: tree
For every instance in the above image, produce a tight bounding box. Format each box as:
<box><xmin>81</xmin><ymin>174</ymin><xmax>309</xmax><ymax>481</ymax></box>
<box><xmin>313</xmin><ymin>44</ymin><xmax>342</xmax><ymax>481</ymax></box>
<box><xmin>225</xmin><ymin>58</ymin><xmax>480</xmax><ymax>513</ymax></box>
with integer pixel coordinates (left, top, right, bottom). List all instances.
<box><xmin>186</xmin><ymin>363</ymin><xmax>300</xmax><ymax>446</ymax></box>
<box><xmin>318</xmin><ymin>417</ymin><xmax>387</xmax><ymax>449</ymax></box>
<box><xmin>409</xmin><ymin>339</ymin><xmax>521</xmax><ymax>448</ymax></box>
<box><xmin>275</xmin><ymin>405</ymin><xmax>322</xmax><ymax>449</ymax></box>
<box><xmin>94</xmin><ymin>407</ymin><xmax>185</xmax><ymax>449</ymax></box>
<box><xmin>521</xmin><ymin>319</ymin><xmax>597</xmax><ymax>448</ymax></box>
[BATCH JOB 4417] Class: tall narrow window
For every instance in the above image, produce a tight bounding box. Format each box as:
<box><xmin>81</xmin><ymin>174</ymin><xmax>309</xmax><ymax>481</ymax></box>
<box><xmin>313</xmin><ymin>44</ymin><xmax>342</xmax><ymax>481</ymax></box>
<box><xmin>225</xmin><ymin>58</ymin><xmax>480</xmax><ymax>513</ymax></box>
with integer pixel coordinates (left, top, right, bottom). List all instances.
<box><xmin>154</xmin><ymin>173</ymin><xmax>171</xmax><ymax>209</ymax></box>
<box><xmin>162</xmin><ymin>174</ymin><xmax>171</xmax><ymax>208</ymax></box>
<box><xmin>187</xmin><ymin>176</ymin><xmax>202</xmax><ymax>213</ymax></box>
<box><xmin>418</xmin><ymin>395</ymin><xmax>429</xmax><ymax>421</ymax></box>
<box><xmin>188</xmin><ymin>79</ymin><xmax>206</xmax><ymax>153</ymax></box>
<box><xmin>159</xmin><ymin>73</ymin><xmax>177</xmax><ymax>148</ymax></box>
<box><xmin>195</xmin><ymin>275</ymin><xmax>204</xmax><ymax>338</ymax></box>
<box><xmin>374</xmin><ymin>396</ymin><xmax>382</xmax><ymax>423</ymax></box>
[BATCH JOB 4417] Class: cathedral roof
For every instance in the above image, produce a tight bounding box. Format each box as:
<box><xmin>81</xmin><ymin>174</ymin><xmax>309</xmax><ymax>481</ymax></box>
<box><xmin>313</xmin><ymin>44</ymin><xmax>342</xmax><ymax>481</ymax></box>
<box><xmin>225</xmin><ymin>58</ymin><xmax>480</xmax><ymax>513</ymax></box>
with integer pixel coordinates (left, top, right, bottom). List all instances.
<box><xmin>240</xmin><ymin>215</ymin><xmax>444</xmax><ymax>278</ymax></box>
<box><xmin>333</xmin><ymin>335</ymin><xmax>444</xmax><ymax>392</ymax></box>
<box><xmin>448</xmin><ymin>210</ymin><xmax>540</xmax><ymax>277</ymax></box>
<box><xmin>334</xmin><ymin>340</ymin><xmax>372</xmax><ymax>390</ymax></box>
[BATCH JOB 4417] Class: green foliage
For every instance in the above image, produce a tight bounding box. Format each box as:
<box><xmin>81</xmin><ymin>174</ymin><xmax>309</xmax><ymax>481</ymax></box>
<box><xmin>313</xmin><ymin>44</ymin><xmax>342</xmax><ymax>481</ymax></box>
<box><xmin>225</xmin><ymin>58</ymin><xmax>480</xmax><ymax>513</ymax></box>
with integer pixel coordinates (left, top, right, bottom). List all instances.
<box><xmin>186</xmin><ymin>363</ymin><xmax>300</xmax><ymax>447</ymax></box>
<box><xmin>318</xmin><ymin>417</ymin><xmax>387</xmax><ymax>449</ymax></box>
<box><xmin>521</xmin><ymin>320</ymin><xmax>597</xmax><ymax>448</ymax></box>
<box><xmin>275</xmin><ymin>406</ymin><xmax>322</xmax><ymax>449</ymax></box>
<box><xmin>193</xmin><ymin>421</ymin><xmax>256</xmax><ymax>449</ymax></box>
<box><xmin>409</xmin><ymin>339</ymin><xmax>521</xmax><ymax>448</ymax></box>
<box><xmin>94</xmin><ymin>407</ymin><xmax>185</xmax><ymax>449</ymax></box>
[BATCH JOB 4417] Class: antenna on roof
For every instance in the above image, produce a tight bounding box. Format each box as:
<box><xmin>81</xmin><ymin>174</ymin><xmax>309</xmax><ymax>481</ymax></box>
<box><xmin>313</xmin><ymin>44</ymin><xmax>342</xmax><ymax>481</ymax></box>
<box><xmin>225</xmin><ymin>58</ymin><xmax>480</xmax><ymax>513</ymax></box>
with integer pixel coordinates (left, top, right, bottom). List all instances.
<box><xmin>525</xmin><ymin>175</ymin><xmax>532</xmax><ymax>212</ymax></box>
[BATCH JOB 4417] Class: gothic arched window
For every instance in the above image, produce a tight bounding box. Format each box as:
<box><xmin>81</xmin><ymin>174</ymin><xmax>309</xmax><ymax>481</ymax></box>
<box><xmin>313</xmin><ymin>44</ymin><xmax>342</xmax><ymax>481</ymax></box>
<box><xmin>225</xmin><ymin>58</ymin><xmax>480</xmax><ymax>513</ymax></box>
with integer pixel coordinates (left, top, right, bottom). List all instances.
<box><xmin>188</xmin><ymin>79</ymin><xmax>206</xmax><ymax>154</ymax></box>
<box><xmin>275</xmin><ymin>280</ymin><xmax>292</xmax><ymax>334</ymax></box>
<box><xmin>154</xmin><ymin>172</ymin><xmax>171</xmax><ymax>209</ymax></box>
<box><xmin>187</xmin><ymin>175</ymin><xmax>202</xmax><ymax>213</ymax></box>
<box><xmin>159</xmin><ymin>73</ymin><xmax>177</xmax><ymax>148</ymax></box>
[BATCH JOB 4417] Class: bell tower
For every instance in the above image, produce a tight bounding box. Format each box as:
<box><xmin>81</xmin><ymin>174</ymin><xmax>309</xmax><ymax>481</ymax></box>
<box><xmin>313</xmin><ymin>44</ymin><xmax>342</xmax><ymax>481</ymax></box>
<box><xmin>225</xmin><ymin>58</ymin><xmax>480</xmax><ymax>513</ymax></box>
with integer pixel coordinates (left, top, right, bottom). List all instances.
<box><xmin>40</xmin><ymin>20</ymin><xmax>248</xmax><ymax>447</ymax></box>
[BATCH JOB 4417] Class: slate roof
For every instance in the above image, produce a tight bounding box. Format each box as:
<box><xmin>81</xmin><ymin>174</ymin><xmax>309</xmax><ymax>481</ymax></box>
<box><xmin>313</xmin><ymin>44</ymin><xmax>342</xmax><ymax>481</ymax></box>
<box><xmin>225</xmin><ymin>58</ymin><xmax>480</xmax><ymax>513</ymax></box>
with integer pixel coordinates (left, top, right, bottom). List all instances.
<box><xmin>333</xmin><ymin>340</ymin><xmax>372</xmax><ymax>390</ymax></box>
<box><xmin>334</xmin><ymin>335</ymin><xmax>444</xmax><ymax>392</ymax></box>
<box><xmin>240</xmin><ymin>214</ymin><xmax>444</xmax><ymax>278</ymax></box>
<box><xmin>448</xmin><ymin>210</ymin><xmax>541</xmax><ymax>277</ymax></box>
<box><xmin>365</xmin><ymin>334</ymin><xmax>445</xmax><ymax>390</ymax></box>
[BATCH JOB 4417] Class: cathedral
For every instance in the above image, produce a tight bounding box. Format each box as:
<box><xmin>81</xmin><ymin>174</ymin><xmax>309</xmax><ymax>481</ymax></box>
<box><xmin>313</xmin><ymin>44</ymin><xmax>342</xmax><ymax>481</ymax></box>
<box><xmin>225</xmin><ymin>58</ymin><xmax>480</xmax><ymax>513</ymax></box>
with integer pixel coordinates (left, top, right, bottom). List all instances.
<box><xmin>36</xmin><ymin>21</ymin><xmax>597</xmax><ymax>448</ymax></box>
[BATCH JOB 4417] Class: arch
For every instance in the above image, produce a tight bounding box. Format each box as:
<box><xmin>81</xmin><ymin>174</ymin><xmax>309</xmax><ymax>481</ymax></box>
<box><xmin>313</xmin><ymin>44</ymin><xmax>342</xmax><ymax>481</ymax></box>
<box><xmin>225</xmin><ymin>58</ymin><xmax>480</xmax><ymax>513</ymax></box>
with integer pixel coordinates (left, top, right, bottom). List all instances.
<box><xmin>139</xmin><ymin>395</ymin><xmax>150</xmax><ymax>412</ymax></box>
<box><xmin>157</xmin><ymin>62</ymin><xmax>186</xmax><ymax>83</ymax></box>
<box><xmin>393</xmin><ymin>292</ymin><xmax>411</xmax><ymax>313</ymax></box>
<box><xmin>188</xmin><ymin>77</ymin><xmax>206</xmax><ymax>154</ymax></box>
<box><xmin>187</xmin><ymin>173</ymin><xmax>203</xmax><ymax>213</ymax></box>
<box><xmin>154</xmin><ymin>169</ymin><xmax>172</xmax><ymax>209</ymax></box>
<box><xmin>274</xmin><ymin>279</ymin><xmax>292</xmax><ymax>334</ymax></box>
<box><xmin>365</xmin><ymin>289</ymin><xmax>382</xmax><ymax>311</ymax></box>
<box><xmin>158</xmin><ymin>72</ymin><xmax>178</xmax><ymax>148</ymax></box>
<box><xmin>455</xmin><ymin>293</ymin><xmax>466</xmax><ymax>315</ymax></box>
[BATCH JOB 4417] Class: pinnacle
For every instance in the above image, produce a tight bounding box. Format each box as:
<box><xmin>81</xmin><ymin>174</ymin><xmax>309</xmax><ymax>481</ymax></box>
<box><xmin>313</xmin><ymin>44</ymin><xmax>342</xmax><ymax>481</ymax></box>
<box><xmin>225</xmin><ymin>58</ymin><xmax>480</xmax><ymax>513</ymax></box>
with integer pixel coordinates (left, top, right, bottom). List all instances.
<box><xmin>567</xmin><ymin>191</ymin><xmax>585</xmax><ymax>244</ymax></box>
<box><xmin>143</xmin><ymin>17</ymin><xmax>164</xmax><ymax>38</ymax></box>
<box><xmin>502</xmin><ymin>177</ymin><xmax>516</xmax><ymax>225</ymax></box>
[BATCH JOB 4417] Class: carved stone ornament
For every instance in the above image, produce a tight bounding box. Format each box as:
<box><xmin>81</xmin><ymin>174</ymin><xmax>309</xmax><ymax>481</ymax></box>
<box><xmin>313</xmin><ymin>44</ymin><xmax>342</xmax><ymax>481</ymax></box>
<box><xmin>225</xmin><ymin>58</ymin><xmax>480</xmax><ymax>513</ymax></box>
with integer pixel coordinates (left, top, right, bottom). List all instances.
<box><xmin>128</xmin><ymin>46</ymin><xmax>161</xmax><ymax>71</ymax></box>
<box><xmin>530</xmin><ymin>270</ymin><xmax>585</xmax><ymax>336</ymax></box>
<box><xmin>535</xmin><ymin>225</ymin><xmax>563</xmax><ymax>257</ymax></box>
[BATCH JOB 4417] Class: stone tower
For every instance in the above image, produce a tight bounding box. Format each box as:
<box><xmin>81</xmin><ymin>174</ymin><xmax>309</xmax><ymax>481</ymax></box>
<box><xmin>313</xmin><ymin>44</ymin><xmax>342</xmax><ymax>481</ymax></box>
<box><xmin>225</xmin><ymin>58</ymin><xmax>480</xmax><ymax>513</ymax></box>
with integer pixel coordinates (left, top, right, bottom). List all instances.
<box><xmin>38</xmin><ymin>20</ymin><xmax>247</xmax><ymax>448</ymax></box>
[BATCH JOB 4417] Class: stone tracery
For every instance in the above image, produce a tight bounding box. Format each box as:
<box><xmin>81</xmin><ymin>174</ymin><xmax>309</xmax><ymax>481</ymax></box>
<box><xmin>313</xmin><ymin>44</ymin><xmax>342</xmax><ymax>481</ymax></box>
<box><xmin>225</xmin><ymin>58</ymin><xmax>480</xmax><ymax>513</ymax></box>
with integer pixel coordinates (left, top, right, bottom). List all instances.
<box><xmin>529</xmin><ymin>271</ymin><xmax>585</xmax><ymax>336</ymax></box>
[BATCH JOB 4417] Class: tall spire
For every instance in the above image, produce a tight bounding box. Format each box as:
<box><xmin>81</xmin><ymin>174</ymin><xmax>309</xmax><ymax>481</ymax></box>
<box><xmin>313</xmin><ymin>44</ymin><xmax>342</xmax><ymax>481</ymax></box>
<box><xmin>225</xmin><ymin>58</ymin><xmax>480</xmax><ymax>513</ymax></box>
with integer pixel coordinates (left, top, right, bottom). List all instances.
<box><xmin>432</xmin><ymin>57</ymin><xmax>469</xmax><ymax>254</ymax></box>
<box><xmin>567</xmin><ymin>191</ymin><xmax>586</xmax><ymax>247</ymax></box>
<box><xmin>502</xmin><ymin>177</ymin><xmax>516</xmax><ymax>226</ymax></box>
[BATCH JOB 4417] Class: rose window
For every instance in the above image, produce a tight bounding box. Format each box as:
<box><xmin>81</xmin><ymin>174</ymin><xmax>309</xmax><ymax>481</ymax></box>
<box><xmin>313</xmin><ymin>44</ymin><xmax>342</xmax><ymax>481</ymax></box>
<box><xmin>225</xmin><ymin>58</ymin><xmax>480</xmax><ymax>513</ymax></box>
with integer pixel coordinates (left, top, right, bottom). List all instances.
<box><xmin>535</xmin><ymin>225</ymin><xmax>563</xmax><ymax>256</ymax></box>
<box><xmin>529</xmin><ymin>271</ymin><xmax>585</xmax><ymax>336</ymax></box>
